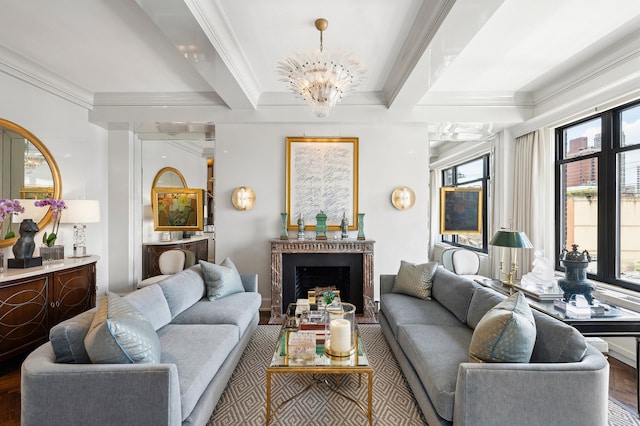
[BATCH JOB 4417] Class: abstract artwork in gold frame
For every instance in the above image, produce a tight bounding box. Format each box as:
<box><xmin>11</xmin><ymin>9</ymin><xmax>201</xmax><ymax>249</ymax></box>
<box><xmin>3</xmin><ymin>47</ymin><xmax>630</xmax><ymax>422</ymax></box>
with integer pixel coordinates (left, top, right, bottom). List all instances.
<box><xmin>152</xmin><ymin>187</ymin><xmax>204</xmax><ymax>232</ymax></box>
<box><xmin>286</xmin><ymin>137</ymin><xmax>359</xmax><ymax>231</ymax></box>
<box><xmin>440</xmin><ymin>187</ymin><xmax>482</xmax><ymax>234</ymax></box>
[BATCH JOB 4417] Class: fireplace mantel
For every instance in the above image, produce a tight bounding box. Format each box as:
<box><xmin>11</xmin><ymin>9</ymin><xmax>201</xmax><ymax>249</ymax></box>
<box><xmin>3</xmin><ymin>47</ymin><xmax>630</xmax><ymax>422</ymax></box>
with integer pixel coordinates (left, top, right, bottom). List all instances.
<box><xmin>270</xmin><ymin>239</ymin><xmax>375</xmax><ymax>324</ymax></box>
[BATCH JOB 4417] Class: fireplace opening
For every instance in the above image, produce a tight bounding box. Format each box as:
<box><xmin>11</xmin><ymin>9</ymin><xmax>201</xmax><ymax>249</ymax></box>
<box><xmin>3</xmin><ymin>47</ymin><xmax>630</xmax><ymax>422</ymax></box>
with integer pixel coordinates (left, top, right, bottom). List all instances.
<box><xmin>295</xmin><ymin>266</ymin><xmax>351</xmax><ymax>303</ymax></box>
<box><xmin>282</xmin><ymin>253</ymin><xmax>363</xmax><ymax>314</ymax></box>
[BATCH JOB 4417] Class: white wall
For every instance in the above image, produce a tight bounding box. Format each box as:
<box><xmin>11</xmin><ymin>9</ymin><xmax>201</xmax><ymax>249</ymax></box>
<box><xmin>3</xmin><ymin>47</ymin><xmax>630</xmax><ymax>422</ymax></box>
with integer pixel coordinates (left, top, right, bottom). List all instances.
<box><xmin>0</xmin><ymin>73</ymin><xmax>109</xmax><ymax>293</ymax></box>
<box><xmin>214</xmin><ymin>123</ymin><xmax>430</xmax><ymax>310</ymax></box>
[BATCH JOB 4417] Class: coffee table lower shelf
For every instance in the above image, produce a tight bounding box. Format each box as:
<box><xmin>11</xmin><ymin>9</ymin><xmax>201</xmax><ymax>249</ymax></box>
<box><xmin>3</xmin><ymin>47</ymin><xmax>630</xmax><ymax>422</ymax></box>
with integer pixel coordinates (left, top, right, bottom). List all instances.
<box><xmin>266</xmin><ymin>366</ymin><xmax>373</xmax><ymax>425</ymax></box>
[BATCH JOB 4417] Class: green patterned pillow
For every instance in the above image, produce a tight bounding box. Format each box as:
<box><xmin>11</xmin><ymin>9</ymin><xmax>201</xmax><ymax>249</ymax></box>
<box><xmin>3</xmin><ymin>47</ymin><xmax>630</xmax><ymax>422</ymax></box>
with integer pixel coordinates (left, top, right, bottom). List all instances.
<box><xmin>392</xmin><ymin>260</ymin><xmax>438</xmax><ymax>300</ymax></box>
<box><xmin>200</xmin><ymin>258</ymin><xmax>245</xmax><ymax>301</ymax></box>
<box><xmin>469</xmin><ymin>291</ymin><xmax>536</xmax><ymax>363</ymax></box>
<box><xmin>84</xmin><ymin>292</ymin><xmax>161</xmax><ymax>364</ymax></box>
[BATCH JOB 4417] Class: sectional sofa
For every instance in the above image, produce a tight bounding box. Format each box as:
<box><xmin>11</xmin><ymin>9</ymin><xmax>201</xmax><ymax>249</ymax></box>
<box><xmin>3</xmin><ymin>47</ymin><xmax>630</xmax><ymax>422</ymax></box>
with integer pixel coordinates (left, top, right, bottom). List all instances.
<box><xmin>380</xmin><ymin>265</ymin><xmax>610</xmax><ymax>426</ymax></box>
<box><xmin>21</xmin><ymin>263</ymin><xmax>261</xmax><ymax>426</ymax></box>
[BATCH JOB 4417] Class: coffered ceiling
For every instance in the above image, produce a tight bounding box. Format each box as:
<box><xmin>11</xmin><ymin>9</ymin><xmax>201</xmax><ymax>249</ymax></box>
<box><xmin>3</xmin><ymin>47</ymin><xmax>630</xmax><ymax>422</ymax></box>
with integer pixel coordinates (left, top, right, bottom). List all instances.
<box><xmin>1</xmin><ymin>0</ymin><xmax>640</xmax><ymax>146</ymax></box>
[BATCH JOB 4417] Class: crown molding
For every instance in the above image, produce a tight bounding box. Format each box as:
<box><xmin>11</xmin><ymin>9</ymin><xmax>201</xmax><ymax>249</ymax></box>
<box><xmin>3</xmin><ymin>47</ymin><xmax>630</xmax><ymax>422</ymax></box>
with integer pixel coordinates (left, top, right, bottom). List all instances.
<box><xmin>184</xmin><ymin>0</ymin><xmax>261</xmax><ymax>108</ymax></box>
<box><xmin>532</xmin><ymin>26</ymin><xmax>640</xmax><ymax>109</ymax></box>
<box><xmin>93</xmin><ymin>92</ymin><xmax>224</xmax><ymax>107</ymax></box>
<box><xmin>419</xmin><ymin>91</ymin><xmax>534</xmax><ymax>107</ymax></box>
<box><xmin>383</xmin><ymin>0</ymin><xmax>456</xmax><ymax>107</ymax></box>
<box><xmin>0</xmin><ymin>45</ymin><xmax>93</xmax><ymax>110</ymax></box>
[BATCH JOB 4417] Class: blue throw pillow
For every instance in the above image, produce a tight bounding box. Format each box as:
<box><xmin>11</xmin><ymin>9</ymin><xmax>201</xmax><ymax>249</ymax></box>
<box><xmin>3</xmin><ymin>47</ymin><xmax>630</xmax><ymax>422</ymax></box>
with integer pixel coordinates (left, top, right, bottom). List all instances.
<box><xmin>84</xmin><ymin>292</ymin><xmax>161</xmax><ymax>364</ymax></box>
<box><xmin>469</xmin><ymin>291</ymin><xmax>536</xmax><ymax>363</ymax></box>
<box><xmin>200</xmin><ymin>258</ymin><xmax>245</xmax><ymax>301</ymax></box>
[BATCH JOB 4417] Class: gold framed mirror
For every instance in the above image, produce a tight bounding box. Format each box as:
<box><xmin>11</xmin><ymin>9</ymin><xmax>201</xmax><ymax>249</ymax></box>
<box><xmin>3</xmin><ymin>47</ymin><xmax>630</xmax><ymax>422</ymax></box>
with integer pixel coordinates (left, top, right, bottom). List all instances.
<box><xmin>152</xmin><ymin>167</ymin><xmax>187</xmax><ymax>190</ymax></box>
<box><xmin>0</xmin><ymin>118</ymin><xmax>62</xmax><ymax>248</ymax></box>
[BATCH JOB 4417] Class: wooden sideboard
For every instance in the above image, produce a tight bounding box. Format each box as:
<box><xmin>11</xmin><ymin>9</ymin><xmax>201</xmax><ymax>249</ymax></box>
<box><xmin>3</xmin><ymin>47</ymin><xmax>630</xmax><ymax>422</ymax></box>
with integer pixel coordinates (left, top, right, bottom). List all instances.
<box><xmin>142</xmin><ymin>236</ymin><xmax>209</xmax><ymax>279</ymax></box>
<box><xmin>0</xmin><ymin>255</ymin><xmax>98</xmax><ymax>361</ymax></box>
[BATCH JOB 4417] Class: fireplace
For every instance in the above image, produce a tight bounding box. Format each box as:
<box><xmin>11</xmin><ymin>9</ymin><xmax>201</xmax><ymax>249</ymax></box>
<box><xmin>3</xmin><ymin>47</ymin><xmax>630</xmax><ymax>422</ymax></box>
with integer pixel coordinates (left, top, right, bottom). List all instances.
<box><xmin>283</xmin><ymin>253</ymin><xmax>363</xmax><ymax>313</ymax></box>
<box><xmin>270</xmin><ymin>239</ymin><xmax>375</xmax><ymax>323</ymax></box>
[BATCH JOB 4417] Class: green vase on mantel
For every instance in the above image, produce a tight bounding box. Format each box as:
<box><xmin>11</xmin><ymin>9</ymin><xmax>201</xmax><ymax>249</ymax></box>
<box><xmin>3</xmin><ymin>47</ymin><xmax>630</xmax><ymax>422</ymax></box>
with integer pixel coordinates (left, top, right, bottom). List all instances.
<box><xmin>357</xmin><ymin>213</ymin><xmax>365</xmax><ymax>240</ymax></box>
<box><xmin>280</xmin><ymin>213</ymin><xmax>288</xmax><ymax>240</ymax></box>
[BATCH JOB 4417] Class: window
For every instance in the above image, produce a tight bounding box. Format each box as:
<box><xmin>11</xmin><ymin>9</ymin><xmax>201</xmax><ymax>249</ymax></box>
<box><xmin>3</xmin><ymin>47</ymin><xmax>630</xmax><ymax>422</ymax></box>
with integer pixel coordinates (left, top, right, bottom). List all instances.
<box><xmin>441</xmin><ymin>155</ymin><xmax>490</xmax><ymax>251</ymax></box>
<box><xmin>556</xmin><ymin>101</ymin><xmax>640</xmax><ymax>291</ymax></box>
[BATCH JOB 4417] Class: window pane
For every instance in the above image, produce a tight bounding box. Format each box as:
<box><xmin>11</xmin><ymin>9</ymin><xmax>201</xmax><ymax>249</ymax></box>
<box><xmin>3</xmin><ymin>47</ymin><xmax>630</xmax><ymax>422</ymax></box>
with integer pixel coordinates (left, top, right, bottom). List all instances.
<box><xmin>443</xmin><ymin>169</ymin><xmax>453</xmax><ymax>186</ymax></box>
<box><xmin>621</xmin><ymin>104</ymin><xmax>640</xmax><ymax>147</ymax></box>
<box><xmin>561</xmin><ymin>160</ymin><xmax>598</xmax><ymax>274</ymax></box>
<box><xmin>563</xmin><ymin>118</ymin><xmax>601</xmax><ymax>159</ymax></box>
<box><xmin>456</xmin><ymin>158</ymin><xmax>483</xmax><ymax>183</ymax></box>
<box><xmin>619</xmin><ymin>151</ymin><xmax>640</xmax><ymax>283</ymax></box>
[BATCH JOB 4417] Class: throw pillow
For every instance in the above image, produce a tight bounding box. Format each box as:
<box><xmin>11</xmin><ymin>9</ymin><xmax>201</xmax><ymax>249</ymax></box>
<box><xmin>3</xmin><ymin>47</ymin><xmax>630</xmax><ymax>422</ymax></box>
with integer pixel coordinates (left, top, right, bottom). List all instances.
<box><xmin>200</xmin><ymin>258</ymin><xmax>245</xmax><ymax>301</ymax></box>
<box><xmin>469</xmin><ymin>291</ymin><xmax>536</xmax><ymax>363</ymax></box>
<box><xmin>392</xmin><ymin>260</ymin><xmax>438</xmax><ymax>300</ymax></box>
<box><xmin>84</xmin><ymin>292</ymin><xmax>161</xmax><ymax>364</ymax></box>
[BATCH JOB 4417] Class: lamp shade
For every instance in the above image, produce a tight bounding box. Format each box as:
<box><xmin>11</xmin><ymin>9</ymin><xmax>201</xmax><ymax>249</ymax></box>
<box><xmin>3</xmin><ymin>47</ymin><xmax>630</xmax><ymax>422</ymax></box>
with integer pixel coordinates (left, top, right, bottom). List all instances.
<box><xmin>59</xmin><ymin>200</ymin><xmax>101</xmax><ymax>224</ymax></box>
<box><xmin>489</xmin><ymin>230</ymin><xmax>533</xmax><ymax>248</ymax></box>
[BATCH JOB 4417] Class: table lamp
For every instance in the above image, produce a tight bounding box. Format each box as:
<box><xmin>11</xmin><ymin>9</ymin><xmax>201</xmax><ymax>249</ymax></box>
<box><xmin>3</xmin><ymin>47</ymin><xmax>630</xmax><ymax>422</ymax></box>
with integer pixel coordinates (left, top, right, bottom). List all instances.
<box><xmin>490</xmin><ymin>229</ymin><xmax>533</xmax><ymax>285</ymax></box>
<box><xmin>60</xmin><ymin>200</ymin><xmax>100</xmax><ymax>257</ymax></box>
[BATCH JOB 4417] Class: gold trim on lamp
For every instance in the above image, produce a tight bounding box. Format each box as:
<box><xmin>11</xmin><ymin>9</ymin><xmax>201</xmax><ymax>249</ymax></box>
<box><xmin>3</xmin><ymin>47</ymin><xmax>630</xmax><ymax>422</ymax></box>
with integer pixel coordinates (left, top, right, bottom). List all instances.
<box><xmin>489</xmin><ymin>228</ymin><xmax>534</xmax><ymax>286</ymax></box>
<box><xmin>391</xmin><ymin>187</ymin><xmax>415</xmax><ymax>210</ymax></box>
<box><xmin>232</xmin><ymin>187</ymin><xmax>256</xmax><ymax>210</ymax></box>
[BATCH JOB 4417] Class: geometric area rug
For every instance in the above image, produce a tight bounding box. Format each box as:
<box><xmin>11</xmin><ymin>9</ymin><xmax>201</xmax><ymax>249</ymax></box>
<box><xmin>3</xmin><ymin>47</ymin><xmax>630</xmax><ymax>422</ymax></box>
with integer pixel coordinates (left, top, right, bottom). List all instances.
<box><xmin>208</xmin><ymin>325</ymin><xmax>640</xmax><ymax>425</ymax></box>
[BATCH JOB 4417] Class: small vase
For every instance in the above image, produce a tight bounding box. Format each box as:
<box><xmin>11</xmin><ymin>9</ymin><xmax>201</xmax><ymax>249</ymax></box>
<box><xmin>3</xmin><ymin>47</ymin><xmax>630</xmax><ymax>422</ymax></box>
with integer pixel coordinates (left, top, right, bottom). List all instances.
<box><xmin>357</xmin><ymin>213</ymin><xmax>365</xmax><ymax>240</ymax></box>
<box><xmin>0</xmin><ymin>252</ymin><xmax>4</xmax><ymax>273</ymax></box>
<box><xmin>280</xmin><ymin>213</ymin><xmax>288</xmax><ymax>240</ymax></box>
<box><xmin>41</xmin><ymin>245</ymin><xmax>65</xmax><ymax>263</ymax></box>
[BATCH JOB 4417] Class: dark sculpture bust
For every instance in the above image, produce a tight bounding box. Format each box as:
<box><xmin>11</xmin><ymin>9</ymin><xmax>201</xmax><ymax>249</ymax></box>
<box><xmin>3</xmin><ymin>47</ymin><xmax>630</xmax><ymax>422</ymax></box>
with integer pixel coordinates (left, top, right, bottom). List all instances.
<box><xmin>12</xmin><ymin>219</ymin><xmax>39</xmax><ymax>259</ymax></box>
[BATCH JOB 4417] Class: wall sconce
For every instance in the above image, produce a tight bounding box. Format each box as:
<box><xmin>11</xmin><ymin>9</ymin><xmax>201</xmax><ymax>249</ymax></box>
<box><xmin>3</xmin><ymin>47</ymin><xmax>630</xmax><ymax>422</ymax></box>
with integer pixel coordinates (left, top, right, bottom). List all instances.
<box><xmin>232</xmin><ymin>186</ymin><xmax>256</xmax><ymax>210</ymax></box>
<box><xmin>391</xmin><ymin>186</ymin><xmax>415</xmax><ymax>210</ymax></box>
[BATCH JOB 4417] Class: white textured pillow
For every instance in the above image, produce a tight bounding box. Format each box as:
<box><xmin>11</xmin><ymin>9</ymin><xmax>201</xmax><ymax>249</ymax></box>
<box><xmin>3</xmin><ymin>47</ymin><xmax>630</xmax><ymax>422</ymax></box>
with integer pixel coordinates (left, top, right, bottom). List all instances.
<box><xmin>392</xmin><ymin>260</ymin><xmax>438</xmax><ymax>300</ymax></box>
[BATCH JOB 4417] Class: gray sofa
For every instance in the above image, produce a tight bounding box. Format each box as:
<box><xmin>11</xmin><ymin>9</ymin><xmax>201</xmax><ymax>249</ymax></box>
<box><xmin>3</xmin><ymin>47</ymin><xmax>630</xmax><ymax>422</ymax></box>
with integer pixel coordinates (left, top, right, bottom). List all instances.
<box><xmin>380</xmin><ymin>266</ymin><xmax>610</xmax><ymax>426</ymax></box>
<box><xmin>21</xmin><ymin>264</ymin><xmax>261</xmax><ymax>426</ymax></box>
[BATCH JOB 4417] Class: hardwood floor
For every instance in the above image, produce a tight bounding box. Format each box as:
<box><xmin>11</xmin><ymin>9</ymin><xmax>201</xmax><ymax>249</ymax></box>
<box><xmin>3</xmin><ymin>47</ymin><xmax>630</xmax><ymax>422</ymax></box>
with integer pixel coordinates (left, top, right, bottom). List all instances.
<box><xmin>0</xmin><ymin>319</ymin><xmax>637</xmax><ymax>425</ymax></box>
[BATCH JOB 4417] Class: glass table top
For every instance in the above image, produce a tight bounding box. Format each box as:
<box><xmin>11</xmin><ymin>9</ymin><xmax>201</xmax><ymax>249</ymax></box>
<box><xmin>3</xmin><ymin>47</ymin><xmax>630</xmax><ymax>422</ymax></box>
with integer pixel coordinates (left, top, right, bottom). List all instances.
<box><xmin>269</xmin><ymin>304</ymin><xmax>370</xmax><ymax>368</ymax></box>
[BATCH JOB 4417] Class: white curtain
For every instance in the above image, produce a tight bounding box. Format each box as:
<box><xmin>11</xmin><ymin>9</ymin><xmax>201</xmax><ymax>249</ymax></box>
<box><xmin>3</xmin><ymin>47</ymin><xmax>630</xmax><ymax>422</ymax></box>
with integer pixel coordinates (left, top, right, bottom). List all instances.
<box><xmin>512</xmin><ymin>130</ymin><xmax>546</xmax><ymax>276</ymax></box>
<box><xmin>428</xmin><ymin>169</ymin><xmax>441</xmax><ymax>260</ymax></box>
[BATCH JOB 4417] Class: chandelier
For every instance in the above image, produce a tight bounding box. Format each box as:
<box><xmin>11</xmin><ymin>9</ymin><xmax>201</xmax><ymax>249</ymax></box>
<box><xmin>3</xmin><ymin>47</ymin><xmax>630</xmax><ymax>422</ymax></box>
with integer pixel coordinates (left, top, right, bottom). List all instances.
<box><xmin>24</xmin><ymin>144</ymin><xmax>43</xmax><ymax>170</ymax></box>
<box><xmin>277</xmin><ymin>18</ymin><xmax>366</xmax><ymax>118</ymax></box>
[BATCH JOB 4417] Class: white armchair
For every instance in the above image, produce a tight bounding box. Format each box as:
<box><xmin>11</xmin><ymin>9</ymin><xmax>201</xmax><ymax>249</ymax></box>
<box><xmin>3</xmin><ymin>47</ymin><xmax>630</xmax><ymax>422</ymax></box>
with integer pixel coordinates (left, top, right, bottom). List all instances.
<box><xmin>441</xmin><ymin>248</ymin><xmax>486</xmax><ymax>281</ymax></box>
<box><xmin>138</xmin><ymin>249</ymin><xmax>195</xmax><ymax>288</ymax></box>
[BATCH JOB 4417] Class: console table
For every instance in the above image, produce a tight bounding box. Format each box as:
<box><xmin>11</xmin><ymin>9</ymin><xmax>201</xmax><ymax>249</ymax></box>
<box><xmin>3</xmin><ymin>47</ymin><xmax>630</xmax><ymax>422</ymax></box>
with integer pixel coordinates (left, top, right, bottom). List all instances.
<box><xmin>142</xmin><ymin>236</ymin><xmax>209</xmax><ymax>279</ymax></box>
<box><xmin>0</xmin><ymin>255</ymin><xmax>99</xmax><ymax>361</ymax></box>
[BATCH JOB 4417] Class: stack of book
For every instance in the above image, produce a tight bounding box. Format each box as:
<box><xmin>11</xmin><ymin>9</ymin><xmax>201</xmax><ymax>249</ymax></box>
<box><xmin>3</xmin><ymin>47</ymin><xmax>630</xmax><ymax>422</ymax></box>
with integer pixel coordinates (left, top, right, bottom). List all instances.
<box><xmin>299</xmin><ymin>311</ymin><xmax>327</xmax><ymax>343</ymax></box>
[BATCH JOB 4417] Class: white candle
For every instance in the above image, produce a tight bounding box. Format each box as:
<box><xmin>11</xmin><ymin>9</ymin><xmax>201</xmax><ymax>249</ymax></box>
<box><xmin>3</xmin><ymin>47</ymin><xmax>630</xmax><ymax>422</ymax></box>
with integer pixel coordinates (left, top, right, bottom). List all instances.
<box><xmin>330</xmin><ymin>318</ymin><xmax>351</xmax><ymax>353</ymax></box>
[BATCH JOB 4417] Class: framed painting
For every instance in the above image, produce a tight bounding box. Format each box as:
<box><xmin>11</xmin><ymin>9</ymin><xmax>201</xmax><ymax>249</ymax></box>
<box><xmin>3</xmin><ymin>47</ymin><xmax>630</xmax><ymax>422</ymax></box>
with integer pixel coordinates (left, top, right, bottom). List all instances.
<box><xmin>286</xmin><ymin>137</ymin><xmax>359</xmax><ymax>230</ymax></box>
<box><xmin>152</xmin><ymin>187</ymin><xmax>204</xmax><ymax>231</ymax></box>
<box><xmin>440</xmin><ymin>187</ymin><xmax>482</xmax><ymax>234</ymax></box>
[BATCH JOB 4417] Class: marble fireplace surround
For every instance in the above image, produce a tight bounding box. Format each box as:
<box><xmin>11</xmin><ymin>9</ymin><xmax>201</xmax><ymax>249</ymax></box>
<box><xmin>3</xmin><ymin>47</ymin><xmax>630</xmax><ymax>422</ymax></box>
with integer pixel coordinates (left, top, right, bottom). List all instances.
<box><xmin>270</xmin><ymin>239</ymin><xmax>376</xmax><ymax>324</ymax></box>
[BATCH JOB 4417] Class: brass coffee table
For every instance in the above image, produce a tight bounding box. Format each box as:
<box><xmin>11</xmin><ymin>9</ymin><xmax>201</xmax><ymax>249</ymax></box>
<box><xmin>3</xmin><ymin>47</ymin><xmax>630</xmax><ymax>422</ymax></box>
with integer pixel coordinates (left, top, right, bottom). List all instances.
<box><xmin>266</xmin><ymin>305</ymin><xmax>373</xmax><ymax>425</ymax></box>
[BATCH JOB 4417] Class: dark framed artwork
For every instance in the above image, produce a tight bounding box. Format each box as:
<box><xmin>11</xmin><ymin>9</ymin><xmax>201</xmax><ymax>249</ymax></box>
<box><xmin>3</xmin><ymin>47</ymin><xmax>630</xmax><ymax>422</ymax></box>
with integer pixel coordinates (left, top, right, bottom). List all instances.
<box><xmin>440</xmin><ymin>187</ymin><xmax>482</xmax><ymax>234</ymax></box>
<box><xmin>286</xmin><ymin>137</ymin><xmax>359</xmax><ymax>230</ymax></box>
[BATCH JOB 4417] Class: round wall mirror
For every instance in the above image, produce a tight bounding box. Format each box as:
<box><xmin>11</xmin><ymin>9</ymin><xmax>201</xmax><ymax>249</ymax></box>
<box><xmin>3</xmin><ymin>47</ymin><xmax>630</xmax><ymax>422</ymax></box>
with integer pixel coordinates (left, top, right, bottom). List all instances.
<box><xmin>152</xmin><ymin>167</ymin><xmax>187</xmax><ymax>190</ymax></box>
<box><xmin>0</xmin><ymin>118</ymin><xmax>62</xmax><ymax>248</ymax></box>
